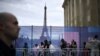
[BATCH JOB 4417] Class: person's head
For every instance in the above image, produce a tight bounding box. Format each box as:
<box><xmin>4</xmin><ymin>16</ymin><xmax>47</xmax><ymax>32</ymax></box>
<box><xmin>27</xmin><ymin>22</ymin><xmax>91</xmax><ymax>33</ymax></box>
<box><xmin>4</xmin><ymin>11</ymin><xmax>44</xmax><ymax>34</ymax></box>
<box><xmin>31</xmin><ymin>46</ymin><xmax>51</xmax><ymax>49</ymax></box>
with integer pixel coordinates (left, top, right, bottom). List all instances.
<box><xmin>83</xmin><ymin>42</ymin><xmax>86</xmax><ymax>45</ymax></box>
<box><xmin>83</xmin><ymin>42</ymin><xmax>86</xmax><ymax>48</ymax></box>
<box><xmin>94</xmin><ymin>35</ymin><xmax>98</xmax><ymax>39</ymax></box>
<box><xmin>35</xmin><ymin>44</ymin><xmax>38</xmax><ymax>47</ymax></box>
<box><xmin>61</xmin><ymin>39</ymin><xmax>64</xmax><ymax>42</ymax></box>
<box><xmin>41</xmin><ymin>42</ymin><xmax>44</xmax><ymax>46</ymax></box>
<box><xmin>24</xmin><ymin>42</ymin><xmax>28</xmax><ymax>46</ymax></box>
<box><xmin>0</xmin><ymin>12</ymin><xmax>20</xmax><ymax>41</ymax></box>
<box><xmin>44</xmin><ymin>39</ymin><xmax>48</xmax><ymax>44</ymax></box>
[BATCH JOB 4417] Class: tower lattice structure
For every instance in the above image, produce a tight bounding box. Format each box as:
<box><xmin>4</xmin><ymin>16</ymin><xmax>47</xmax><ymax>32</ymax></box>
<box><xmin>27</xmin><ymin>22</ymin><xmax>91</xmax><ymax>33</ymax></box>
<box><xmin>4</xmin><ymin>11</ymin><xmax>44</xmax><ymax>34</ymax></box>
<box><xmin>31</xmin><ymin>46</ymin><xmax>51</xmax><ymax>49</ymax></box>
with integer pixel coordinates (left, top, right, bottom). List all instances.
<box><xmin>40</xmin><ymin>5</ymin><xmax>50</xmax><ymax>42</ymax></box>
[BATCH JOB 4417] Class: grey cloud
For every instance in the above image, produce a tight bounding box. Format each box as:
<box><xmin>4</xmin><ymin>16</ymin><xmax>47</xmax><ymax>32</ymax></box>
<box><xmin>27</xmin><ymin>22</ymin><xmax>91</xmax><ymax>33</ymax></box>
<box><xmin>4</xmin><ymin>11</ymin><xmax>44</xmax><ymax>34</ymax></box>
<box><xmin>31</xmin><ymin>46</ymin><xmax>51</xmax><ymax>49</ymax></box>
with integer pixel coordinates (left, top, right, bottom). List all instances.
<box><xmin>0</xmin><ymin>0</ymin><xmax>23</xmax><ymax>3</ymax></box>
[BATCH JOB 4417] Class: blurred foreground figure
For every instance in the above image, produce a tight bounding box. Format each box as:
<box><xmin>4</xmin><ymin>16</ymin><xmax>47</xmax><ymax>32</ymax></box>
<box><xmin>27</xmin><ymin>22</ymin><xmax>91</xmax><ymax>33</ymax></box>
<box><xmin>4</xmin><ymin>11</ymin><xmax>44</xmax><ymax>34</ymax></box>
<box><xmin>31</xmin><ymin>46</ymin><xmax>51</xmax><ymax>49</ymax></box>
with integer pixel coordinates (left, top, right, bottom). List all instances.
<box><xmin>86</xmin><ymin>35</ymin><xmax>100</xmax><ymax>56</ymax></box>
<box><xmin>0</xmin><ymin>12</ymin><xmax>20</xmax><ymax>56</ymax></box>
<box><xmin>23</xmin><ymin>42</ymin><xmax>28</xmax><ymax>56</ymax></box>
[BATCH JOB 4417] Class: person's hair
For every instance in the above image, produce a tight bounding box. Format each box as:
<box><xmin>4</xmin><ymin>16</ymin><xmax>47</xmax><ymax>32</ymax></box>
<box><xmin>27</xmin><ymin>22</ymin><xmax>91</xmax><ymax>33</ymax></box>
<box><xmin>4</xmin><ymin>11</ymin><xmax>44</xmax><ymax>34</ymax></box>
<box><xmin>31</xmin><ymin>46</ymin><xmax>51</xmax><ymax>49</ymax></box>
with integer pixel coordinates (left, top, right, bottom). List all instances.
<box><xmin>35</xmin><ymin>44</ymin><xmax>38</xmax><ymax>47</ymax></box>
<box><xmin>94</xmin><ymin>35</ymin><xmax>98</xmax><ymax>39</ymax></box>
<box><xmin>61</xmin><ymin>39</ymin><xmax>64</xmax><ymax>42</ymax></box>
<box><xmin>83</xmin><ymin>42</ymin><xmax>86</xmax><ymax>45</ymax></box>
<box><xmin>83</xmin><ymin>42</ymin><xmax>86</xmax><ymax>48</ymax></box>
<box><xmin>24</xmin><ymin>42</ymin><xmax>28</xmax><ymax>45</ymax></box>
<box><xmin>41</xmin><ymin>42</ymin><xmax>44</xmax><ymax>45</ymax></box>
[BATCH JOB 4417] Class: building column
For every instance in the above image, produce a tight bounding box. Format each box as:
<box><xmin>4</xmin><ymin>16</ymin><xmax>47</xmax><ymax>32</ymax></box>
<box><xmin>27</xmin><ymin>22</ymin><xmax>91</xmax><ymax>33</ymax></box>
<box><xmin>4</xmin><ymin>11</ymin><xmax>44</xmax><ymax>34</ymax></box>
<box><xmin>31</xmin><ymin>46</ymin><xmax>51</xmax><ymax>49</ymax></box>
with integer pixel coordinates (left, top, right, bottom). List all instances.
<box><xmin>95</xmin><ymin>0</ymin><xmax>99</xmax><ymax>26</ymax></box>
<box><xmin>68</xmin><ymin>0</ymin><xmax>71</xmax><ymax>26</ymax></box>
<box><xmin>82</xmin><ymin>0</ymin><xmax>88</xmax><ymax>26</ymax></box>
<box><xmin>75</xmin><ymin>0</ymin><xmax>80</xmax><ymax>26</ymax></box>
<box><xmin>87</xmin><ymin>0</ymin><xmax>91</xmax><ymax>26</ymax></box>
<box><xmin>70</xmin><ymin>0</ymin><xmax>73</xmax><ymax>26</ymax></box>
<box><xmin>64</xmin><ymin>5</ymin><xmax>68</xmax><ymax>26</ymax></box>
<box><xmin>72</xmin><ymin>0</ymin><xmax>74</xmax><ymax>26</ymax></box>
<box><xmin>74</xmin><ymin>0</ymin><xmax>77</xmax><ymax>26</ymax></box>
<box><xmin>87</xmin><ymin>0</ymin><xmax>90</xmax><ymax>26</ymax></box>
<box><xmin>67</xmin><ymin>5</ymin><xmax>69</xmax><ymax>26</ymax></box>
<box><xmin>79</xmin><ymin>0</ymin><xmax>83</xmax><ymax>27</ymax></box>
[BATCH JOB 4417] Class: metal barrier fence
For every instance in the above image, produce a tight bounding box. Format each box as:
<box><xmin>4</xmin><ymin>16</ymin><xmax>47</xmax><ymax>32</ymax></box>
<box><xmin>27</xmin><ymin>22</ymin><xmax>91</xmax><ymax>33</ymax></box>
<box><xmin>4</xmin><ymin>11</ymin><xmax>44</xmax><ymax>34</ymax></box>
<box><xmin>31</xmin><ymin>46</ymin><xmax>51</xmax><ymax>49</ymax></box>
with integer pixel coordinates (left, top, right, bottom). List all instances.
<box><xmin>16</xmin><ymin>48</ymin><xmax>100</xmax><ymax>56</ymax></box>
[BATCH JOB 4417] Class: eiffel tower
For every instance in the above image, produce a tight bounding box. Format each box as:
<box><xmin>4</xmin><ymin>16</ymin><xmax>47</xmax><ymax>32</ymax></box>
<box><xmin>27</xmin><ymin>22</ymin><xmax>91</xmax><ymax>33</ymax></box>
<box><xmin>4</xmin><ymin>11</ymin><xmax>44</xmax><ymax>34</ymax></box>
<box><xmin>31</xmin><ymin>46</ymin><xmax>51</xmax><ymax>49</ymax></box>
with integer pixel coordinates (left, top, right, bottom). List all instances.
<box><xmin>40</xmin><ymin>5</ymin><xmax>50</xmax><ymax>42</ymax></box>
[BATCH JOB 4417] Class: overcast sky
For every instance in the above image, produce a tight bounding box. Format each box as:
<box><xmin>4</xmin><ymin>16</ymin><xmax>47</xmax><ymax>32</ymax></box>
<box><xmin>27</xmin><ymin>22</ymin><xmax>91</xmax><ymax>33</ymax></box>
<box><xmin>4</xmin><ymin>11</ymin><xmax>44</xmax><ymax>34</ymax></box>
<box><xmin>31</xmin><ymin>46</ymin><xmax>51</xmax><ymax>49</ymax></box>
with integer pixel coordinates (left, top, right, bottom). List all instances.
<box><xmin>0</xmin><ymin>0</ymin><xmax>64</xmax><ymax>26</ymax></box>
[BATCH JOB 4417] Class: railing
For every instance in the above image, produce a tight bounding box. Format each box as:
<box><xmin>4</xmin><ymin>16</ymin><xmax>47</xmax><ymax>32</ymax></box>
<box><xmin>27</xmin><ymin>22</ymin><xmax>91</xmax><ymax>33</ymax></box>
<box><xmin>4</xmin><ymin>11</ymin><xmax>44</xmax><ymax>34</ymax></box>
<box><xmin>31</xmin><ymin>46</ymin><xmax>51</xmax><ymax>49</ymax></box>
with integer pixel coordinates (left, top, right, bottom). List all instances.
<box><xmin>16</xmin><ymin>48</ymin><xmax>100</xmax><ymax>56</ymax></box>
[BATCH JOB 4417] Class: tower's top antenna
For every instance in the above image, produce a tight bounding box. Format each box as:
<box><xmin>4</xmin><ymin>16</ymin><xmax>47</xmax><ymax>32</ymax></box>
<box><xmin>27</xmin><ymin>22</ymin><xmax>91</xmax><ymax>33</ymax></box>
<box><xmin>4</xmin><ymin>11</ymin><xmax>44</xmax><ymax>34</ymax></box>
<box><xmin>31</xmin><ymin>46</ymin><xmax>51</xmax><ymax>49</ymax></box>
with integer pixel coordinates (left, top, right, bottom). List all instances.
<box><xmin>45</xmin><ymin>1</ymin><xmax>46</xmax><ymax>5</ymax></box>
<box><xmin>44</xmin><ymin>0</ymin><xmax>46</xmax><ymax>7</ymax></box>
<box><xmin>44</xmin><ymin>0</ymin><xmax>47</xmax><ymax>9</ymax></box>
